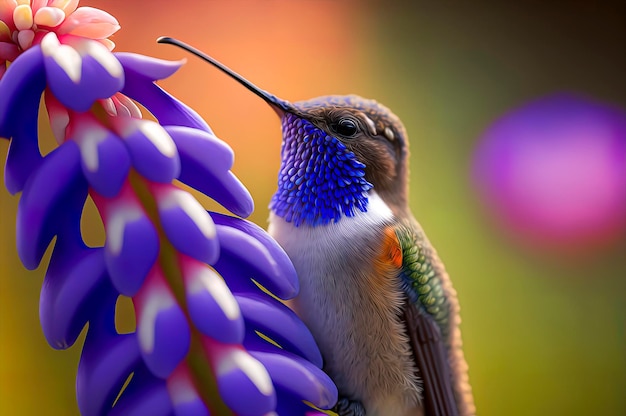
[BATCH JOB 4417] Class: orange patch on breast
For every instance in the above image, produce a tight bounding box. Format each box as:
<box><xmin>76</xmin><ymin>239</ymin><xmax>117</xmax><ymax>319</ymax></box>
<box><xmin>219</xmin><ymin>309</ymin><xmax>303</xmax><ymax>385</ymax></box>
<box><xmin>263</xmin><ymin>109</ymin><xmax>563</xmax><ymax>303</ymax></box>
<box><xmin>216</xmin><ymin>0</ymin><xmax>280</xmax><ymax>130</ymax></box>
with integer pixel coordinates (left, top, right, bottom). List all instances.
<box><xmin>383</xmin><ymin>227</ymin><xmax>403</xmax><ymax>269</ymax></box>
<box><xmin>367</xmin><ymin>226</ymin><xmax>405</xmax><ymax>308</ymax></box>
<box><xmin>373</xmin><ymin>227</ymin><xmax>403</xmax><ymax>279</ymax></box>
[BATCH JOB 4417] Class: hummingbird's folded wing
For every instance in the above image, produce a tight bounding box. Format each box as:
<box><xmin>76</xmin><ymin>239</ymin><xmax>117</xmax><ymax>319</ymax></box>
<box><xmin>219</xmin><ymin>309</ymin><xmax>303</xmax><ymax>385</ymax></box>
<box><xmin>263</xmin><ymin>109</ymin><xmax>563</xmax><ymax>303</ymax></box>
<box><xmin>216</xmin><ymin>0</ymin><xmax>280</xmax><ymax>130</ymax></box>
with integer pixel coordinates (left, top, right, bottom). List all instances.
<box><xmin>403</xmin><ymin>301</ymin><xmax>458</xmax><ymax>416</ymax></box>
<box><xmin>391</xmin><ymin>224</ymin><xmax>460</xmax><ymax>416</ymax></box>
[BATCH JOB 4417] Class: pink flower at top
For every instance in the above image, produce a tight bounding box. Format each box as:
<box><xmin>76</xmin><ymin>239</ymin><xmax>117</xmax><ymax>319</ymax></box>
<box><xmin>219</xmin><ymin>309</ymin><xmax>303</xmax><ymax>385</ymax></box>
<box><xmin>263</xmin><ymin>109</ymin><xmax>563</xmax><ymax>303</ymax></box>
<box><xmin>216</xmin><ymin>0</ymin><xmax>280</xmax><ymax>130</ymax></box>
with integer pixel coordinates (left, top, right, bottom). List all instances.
<box><xmin>0</xmin><ymin>0</ymin><xmax>119</xmax><ymax>77</ymax></box>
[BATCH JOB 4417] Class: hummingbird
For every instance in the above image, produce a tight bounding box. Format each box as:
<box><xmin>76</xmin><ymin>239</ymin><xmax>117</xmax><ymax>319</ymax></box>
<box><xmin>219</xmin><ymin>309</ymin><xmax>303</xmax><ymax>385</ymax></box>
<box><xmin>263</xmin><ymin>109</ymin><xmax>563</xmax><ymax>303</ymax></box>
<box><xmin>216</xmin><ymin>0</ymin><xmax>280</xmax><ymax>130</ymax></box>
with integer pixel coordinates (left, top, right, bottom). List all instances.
<box><xmin>158</xmin><ymin>37</ymin><xmax>475</xmax><ymax>416</ymax></box>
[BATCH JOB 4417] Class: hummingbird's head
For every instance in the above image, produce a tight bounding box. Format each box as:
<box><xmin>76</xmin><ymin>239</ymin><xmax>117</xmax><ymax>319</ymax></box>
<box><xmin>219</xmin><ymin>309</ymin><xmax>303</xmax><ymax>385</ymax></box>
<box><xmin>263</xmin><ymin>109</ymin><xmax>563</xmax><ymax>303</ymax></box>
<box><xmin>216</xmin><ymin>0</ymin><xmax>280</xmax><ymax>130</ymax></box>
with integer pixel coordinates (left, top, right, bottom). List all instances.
<box><xmin>276</xmin><ymin>96</ymin><xmax>412</xmax><ymax>226</ymax></box>
<box><xmin>157</xmin><ymin>37</ymin><xmax>411</xmax><ymax>226</ymax></box>
<box><xmin>290</xmin><ymin>95</ymin><xmax>410</xmax><ymax>215</ymax></box>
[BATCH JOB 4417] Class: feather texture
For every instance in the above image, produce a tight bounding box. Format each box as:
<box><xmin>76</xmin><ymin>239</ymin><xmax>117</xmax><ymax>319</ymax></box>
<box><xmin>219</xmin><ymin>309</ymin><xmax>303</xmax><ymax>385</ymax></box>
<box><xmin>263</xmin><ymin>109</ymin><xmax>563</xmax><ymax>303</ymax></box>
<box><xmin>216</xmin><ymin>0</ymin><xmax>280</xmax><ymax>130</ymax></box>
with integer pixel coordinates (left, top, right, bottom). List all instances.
<box><xmin>394</xmin><ymin>220</ymin><xmax>476</xmax><ymax>416</ymax></box>
<box><xmin>269</xmin><ymin>193</ymin><xmax>423</xmax><ymax>416</ymax></box>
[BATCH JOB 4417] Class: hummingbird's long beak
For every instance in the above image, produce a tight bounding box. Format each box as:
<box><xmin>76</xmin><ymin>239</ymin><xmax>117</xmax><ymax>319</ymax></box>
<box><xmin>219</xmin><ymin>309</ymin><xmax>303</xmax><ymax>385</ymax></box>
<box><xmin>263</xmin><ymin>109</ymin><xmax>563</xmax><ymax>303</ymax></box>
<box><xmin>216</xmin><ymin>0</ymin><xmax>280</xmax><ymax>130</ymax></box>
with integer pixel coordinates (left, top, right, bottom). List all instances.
<box><xmin>157</xmin><ymin>36</ymin><xmax>292</xmax><ymax>117</ymax></box>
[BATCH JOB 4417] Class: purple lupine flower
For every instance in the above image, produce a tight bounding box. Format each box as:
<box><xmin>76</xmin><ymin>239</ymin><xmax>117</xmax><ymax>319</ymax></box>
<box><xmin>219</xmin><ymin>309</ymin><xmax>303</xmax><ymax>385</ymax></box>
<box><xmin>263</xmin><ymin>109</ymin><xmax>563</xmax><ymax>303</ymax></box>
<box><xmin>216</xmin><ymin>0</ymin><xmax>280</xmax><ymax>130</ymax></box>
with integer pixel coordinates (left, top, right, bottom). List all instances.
<box><xmin>0</xmin><ymin>2</ymin><xmax>337</xmax><ymax>415</ymax></box>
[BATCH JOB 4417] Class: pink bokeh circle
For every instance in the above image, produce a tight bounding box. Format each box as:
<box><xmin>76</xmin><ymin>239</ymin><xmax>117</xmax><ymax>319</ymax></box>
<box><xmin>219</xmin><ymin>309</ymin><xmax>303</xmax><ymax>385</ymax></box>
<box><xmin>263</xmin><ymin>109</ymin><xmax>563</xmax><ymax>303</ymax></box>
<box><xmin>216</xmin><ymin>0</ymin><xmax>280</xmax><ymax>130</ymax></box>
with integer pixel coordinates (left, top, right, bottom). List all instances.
<box><xmin>472</xmin><ymin>94</ymin><xmax>626</xmax><ymax>251</ymax></box>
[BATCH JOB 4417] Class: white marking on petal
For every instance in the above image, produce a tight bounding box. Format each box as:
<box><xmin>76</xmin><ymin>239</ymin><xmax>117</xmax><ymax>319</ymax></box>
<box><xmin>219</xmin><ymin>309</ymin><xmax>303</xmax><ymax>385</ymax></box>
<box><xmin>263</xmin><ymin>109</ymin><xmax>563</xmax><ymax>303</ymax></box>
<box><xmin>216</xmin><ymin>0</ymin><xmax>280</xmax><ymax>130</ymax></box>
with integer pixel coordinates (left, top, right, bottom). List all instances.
<box><xmin>41</xmin><ymin>32</ymin><xmax>81</xmax><ymax>83</ymax></box>
<box><xmin>49</xmin><ymin>106</ymin><xmax>69</xmax><ymax>144</ymax></box>
<box><xmin>138</xmin><ymin>288</ymin><xmax>174</xmax><ymax>354</ymax></box>
<box><xmin>138</xmin><ymin>120</ymin><xmax>177</xmax><ymax>158</ymax></box>
<box><xmin>69</xmin><ymin>37</ymin><xmax>122</xmax><ymax>78</ymax></box>
<box><xmin>77</xmin><ymin>124</ymin><xmax>108</xmax><ymax>172</ymax></box>
<box><xmin>188</xmin><ymin>267</ymin><xmax>240</xmax><ymax>320</ymax></box>
<box><xmin>159</xmin><ymin>188</ymin><xmax>216</xmax><ymax>239</ymax></box>
<box><xmin>13</xmin><ymin>4</ymin><xmax>33</xmax><ymax>31</ymax></box>
<box><xmin>168</xmin><ymin>374</ymin><xmax>199</xmax><ymax>406</ymax></box>
<box><xmin>86</xmin><ymin>39</ymin><xmax>122</xmax><ymax>77</ymax></box>
<box><xmin>106</xmin><ymin>204</ymin><xmax>142</xmax><ymax>255</ymax></box>
<box><xmin>34</xmin><ymin>6</ymin><xmax>65</xmax><ymax>27</ymax></box>
<box><xmin>217</xmin><ymin>349</ymin><xmax>273</xmax><ymax>396</ymax></box>
<box><xmin>40</xmin><ymin>31</ymin><xmax>60</xmax><ymax>51</ymax></box>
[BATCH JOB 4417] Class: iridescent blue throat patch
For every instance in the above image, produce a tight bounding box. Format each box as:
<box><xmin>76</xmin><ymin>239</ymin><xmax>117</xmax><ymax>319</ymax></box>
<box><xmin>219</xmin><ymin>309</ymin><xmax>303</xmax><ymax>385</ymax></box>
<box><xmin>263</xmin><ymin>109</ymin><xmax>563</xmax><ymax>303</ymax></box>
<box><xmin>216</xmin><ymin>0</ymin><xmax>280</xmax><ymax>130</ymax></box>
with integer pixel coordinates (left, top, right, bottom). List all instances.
<box><xmin>270</xmin><ymin>113</ymin><xmax>373</xmax><ymax>227</ymax></box>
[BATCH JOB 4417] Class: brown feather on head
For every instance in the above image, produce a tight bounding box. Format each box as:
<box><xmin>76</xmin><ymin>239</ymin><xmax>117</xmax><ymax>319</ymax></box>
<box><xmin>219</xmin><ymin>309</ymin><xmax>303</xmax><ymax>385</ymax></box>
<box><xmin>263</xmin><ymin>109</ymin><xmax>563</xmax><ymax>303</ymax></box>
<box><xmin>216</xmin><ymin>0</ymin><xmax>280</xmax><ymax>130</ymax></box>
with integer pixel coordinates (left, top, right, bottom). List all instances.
<box><xmin>294</xmin><ymin>95</ymin><xmax>411</xmax><ymax>216</ymax></box>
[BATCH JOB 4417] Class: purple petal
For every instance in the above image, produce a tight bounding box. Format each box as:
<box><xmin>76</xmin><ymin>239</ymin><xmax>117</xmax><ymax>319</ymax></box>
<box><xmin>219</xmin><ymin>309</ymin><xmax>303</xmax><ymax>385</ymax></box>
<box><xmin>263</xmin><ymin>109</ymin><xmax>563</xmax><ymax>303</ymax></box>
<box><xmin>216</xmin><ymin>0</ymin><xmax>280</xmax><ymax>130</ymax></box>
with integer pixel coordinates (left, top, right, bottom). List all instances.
<box><xmin>122</xmin><ymin>119</ymin><xmax>180</xmax><ymax>183</ymax></box>
<box><xmin>117</xmin><ymin>53</ymin><xmax>211</xmax><ymax>133</ymax></box>
<box><xmin>77</xmin><ymin>312</ymin><xmax>141</xmax><ymax>416</ymax></box>
<box><xmin>43</xmin><ymin>48</ymin><xmax>123</xmax><ymax>112</ymax></box>
<box><xmin>186</xmin><ymin>167</ymin><xmax>253</xmax><ymax>219</ymax></box>
<box><xmin>173</xmin><ymin>400</ymin><xmax>209</xmax><ymax>416</ymax></box>
<box><xmin>237</xmin><ymin>292</ymin><xmax>322</xmax><ymax>367</ymax></box>
<box><xmin>250</xmin><ymin>350</ymin><xmax>338</xmax><ymax>410</ymax></box>
<box><xmin>4</xmin><ymin>129</ymin><xmax>44</xmax><ymax>195</ymax></box>
<box><xmin>16</xmin><ymin>141</ymin><xmax>87</xmax><ymax>269</ymax></box>
<box><xmin>110</xmin><ymin>367</ymin><xmax>174</xmax><ymax>416</ymax></box>
<box><xmin>210</xmin><ymin>213</ymin><xmax>297</xmax><ymax>295</ymax></box>
<box><xmin>210</xmin><ymin>213</ymin><xmax>298</xmax><ymax>298</ymax></box>
<box><xmin>40</xmin><ymin>247</ymin><xmax>109</xmax><ymax>349</ymax></box>
<box><xmin>216</xmin><ymin>354</ymin><xmax>276</xmax><ymax>416</ymax></box>
<box><xmin>243</xmin><ymin>332</ymin><xmax>337</xmax><ymax>411</ymax></box>
<box><xmin>275</xmin><ymin>389</ymin><xmax>328</xmax><ymax>416</ymax></box>
<box><xmin>168</xmin><ymin>125</ymin><xmax>253</xmax><ymax>218</ymax></box>
<box><xmin>185</xmin><ymin>265</ymin><xmax>244</xmax><ymax>344</ymax></box>
<box><xmin>166</xmin><ymin>125</ymin><xmax>233</xmax><ymax>174</ymax></box>
<box><xmin>115</xmin><ymin>52</ymin><xmax>183</xmax><ymax>84</ymax></box>
<box><xmin>112</xmin><ymin>385</ymin><xmax>174</xmax><ymax>416</ymax></box>
<box><xmin>157</xmin><ymin>188</ymin><xmax>219</xmax><ymax>265</ymax></box>
<box><xmin>79</xmin><ymin>129</ymin><xmax>130</xmax><ymax>197</ymax></box>
<box><xmin>0</xmin><ymin>45</ymin><xmax>45</xmax><ymax>138</ymax></box>
<box><xmin>104</xmin><ymin>211</ymin><xmax>159</xmax><ymax>296</ymax></box>
<box><xmin>138</xmin><ymin>300</ymin><xmax>190</xmax><ymax>379</ymax></box>
<box><xmin>242</xmin><ymin>327</ymin><xmax>283</xmax><ymax>352</ymax></box>
<box><xmin>37</xmin><ymin>185</ymin><xmax>101</xmax><ymax>349</ymax></box>
<box><xmin>0</xmin><ymin>45</ymin><xmax>46</xmax><ymax>193</ymax></box>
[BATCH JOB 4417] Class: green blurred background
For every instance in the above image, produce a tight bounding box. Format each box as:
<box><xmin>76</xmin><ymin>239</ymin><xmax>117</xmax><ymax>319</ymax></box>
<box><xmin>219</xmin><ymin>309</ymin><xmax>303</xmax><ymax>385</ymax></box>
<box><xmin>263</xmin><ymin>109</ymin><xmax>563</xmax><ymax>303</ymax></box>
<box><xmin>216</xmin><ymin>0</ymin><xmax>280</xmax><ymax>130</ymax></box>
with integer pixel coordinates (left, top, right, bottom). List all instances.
<box><xmin>1</xmin><ymin>1</ymin><xmax>624</xmax><ymax>414</ymax></box>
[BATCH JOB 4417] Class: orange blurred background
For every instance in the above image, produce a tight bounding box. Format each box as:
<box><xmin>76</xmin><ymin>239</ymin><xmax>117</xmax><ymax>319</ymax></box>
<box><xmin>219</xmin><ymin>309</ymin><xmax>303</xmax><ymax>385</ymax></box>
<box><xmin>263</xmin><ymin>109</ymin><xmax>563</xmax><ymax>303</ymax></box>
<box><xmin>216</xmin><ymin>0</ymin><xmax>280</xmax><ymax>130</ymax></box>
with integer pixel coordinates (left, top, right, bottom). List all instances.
<box><xmin>1</xmin><ymin>1</ymin><xmax>625</xmax><ymax>415</ymax></box>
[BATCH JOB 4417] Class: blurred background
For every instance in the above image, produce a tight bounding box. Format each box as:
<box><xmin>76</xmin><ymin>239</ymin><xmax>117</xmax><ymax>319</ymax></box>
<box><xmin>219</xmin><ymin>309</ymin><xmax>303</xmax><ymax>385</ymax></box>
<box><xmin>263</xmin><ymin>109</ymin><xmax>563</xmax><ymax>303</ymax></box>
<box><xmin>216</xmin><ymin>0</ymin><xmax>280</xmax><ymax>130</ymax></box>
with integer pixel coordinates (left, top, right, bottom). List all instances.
<box><xmin>1</xmin><ymin>0</ymin><xmax>624</xmax><ymax>414</ymax></box>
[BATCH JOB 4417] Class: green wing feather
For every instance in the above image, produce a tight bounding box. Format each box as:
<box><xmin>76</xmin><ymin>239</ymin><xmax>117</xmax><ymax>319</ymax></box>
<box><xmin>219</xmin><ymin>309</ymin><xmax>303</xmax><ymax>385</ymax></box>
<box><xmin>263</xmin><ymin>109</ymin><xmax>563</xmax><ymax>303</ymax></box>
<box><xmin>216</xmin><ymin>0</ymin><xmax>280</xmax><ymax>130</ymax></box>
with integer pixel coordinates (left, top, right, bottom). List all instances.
<box><xmin>393</xmin><ymin>221</ymin><xmax>476</xmax><ymax>415</ymax></box>
<box><xmin>395</xmin><ymin>223</ymin><xmax>451</xmax><ymax>340</ymax></box>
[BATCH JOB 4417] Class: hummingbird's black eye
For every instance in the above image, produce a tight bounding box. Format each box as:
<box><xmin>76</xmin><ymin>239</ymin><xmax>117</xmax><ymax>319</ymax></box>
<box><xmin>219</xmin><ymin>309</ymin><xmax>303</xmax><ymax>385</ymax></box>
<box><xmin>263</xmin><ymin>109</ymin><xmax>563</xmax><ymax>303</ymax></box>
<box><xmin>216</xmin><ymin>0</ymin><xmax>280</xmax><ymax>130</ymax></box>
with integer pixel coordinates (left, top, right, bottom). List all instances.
<box><xmin>330</xmin><ymin>118</ymin><xmax>358</xmax><ymax>138</ymax></box>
